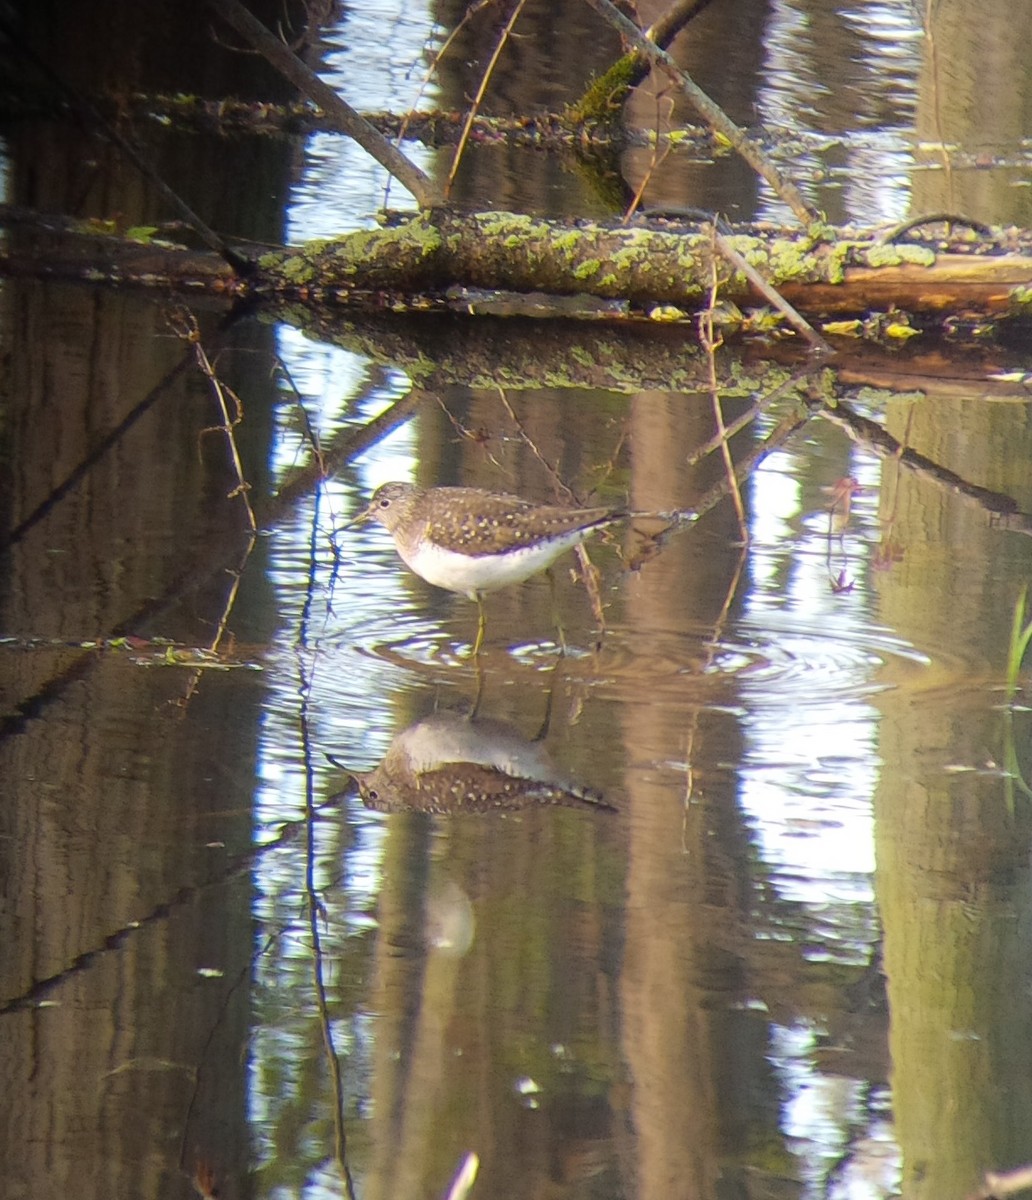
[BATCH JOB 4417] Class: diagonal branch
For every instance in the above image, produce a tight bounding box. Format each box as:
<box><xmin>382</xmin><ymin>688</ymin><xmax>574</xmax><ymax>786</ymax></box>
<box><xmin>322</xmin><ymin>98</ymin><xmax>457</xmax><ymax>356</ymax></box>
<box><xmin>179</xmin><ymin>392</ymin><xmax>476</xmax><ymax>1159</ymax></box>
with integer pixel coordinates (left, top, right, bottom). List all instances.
<box><xmin>580</xmin><ymin>0</ymin><xmax>821</xmax><ymax>231</ymax></box>
<box><xmin>206</xmin><ymin>0</ymin><xmax>443</xmax><ymax>209</ymax></box>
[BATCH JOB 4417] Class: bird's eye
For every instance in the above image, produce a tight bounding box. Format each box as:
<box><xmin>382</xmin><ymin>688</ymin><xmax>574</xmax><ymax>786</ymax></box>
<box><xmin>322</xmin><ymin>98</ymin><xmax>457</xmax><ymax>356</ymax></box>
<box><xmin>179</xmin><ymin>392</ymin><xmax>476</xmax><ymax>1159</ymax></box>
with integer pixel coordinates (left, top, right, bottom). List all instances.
<box><xmin>367</xmin><ymin>788</ymin><xmax>379</xmax><ymax>800</ymax></box>
<box><xmin>378</xmin><ymin>498</ymin><xmax>391</xmax><ymax>509</ymax></box>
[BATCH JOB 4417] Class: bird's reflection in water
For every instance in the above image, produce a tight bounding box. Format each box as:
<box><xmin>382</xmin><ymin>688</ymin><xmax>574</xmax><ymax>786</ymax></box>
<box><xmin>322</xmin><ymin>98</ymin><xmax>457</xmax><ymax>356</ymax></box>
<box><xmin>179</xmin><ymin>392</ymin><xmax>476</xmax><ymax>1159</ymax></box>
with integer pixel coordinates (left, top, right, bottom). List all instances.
<box><xmin>346</xmin><ymin>709</ymin><xmax>616</xmax><ymax>815</ymax></box>
<box><xmin>423</xmin><ymin>879</ymin><xmax>475</xmax><ymax>957</ymax></box>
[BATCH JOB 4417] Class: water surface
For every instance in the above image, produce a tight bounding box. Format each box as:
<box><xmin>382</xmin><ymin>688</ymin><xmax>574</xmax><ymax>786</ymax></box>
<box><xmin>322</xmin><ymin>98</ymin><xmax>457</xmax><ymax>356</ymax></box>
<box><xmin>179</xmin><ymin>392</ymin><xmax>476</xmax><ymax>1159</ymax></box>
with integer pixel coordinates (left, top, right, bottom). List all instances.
<box><xmin>3</xmin><ymin>3</ymin><xmax>1032</xmax><ymax>1199</ymax></box>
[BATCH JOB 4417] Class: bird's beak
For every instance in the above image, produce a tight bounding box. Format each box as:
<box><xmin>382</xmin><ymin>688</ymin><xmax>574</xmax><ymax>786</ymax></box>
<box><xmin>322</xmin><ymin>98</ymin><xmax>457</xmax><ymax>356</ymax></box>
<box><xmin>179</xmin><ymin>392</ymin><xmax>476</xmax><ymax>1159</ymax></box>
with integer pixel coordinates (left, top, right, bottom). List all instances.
<box><xmin>340</xmin><ymin>497</ymin><xmax>377</xmax><ymax>529</ymax></box>
<box><xmin>324</xmin><ymin>753</ymin><xmax>364</xmax><ymax>801</ymax></box>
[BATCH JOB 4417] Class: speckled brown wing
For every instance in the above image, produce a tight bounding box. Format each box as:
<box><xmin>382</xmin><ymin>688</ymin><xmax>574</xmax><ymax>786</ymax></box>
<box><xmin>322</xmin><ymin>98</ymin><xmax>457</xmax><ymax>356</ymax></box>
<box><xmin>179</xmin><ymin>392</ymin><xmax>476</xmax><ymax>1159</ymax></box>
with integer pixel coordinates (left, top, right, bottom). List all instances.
<box><xmin>422</xmin><ymin>488</ymin><xmax>622</xmax><ymax>556</ymax></box>
<box><xmin>357</xmin><ymin>761</ymin><xmax>615</xmax><ymax>813</ymax></box>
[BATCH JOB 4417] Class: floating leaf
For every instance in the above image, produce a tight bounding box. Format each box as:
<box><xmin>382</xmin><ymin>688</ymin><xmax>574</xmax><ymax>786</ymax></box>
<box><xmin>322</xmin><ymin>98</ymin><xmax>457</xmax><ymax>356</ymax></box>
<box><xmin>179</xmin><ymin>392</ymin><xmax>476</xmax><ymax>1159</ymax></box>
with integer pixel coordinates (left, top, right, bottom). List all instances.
<box><xmin>647</xmin><ymin>305</ymin><xmax>687</xmax><ymax>322</ymax></box>
<box><xmin>821</xmin><ymin>319</ymin><xmax>862</xmax><ymax>337</ymax></box>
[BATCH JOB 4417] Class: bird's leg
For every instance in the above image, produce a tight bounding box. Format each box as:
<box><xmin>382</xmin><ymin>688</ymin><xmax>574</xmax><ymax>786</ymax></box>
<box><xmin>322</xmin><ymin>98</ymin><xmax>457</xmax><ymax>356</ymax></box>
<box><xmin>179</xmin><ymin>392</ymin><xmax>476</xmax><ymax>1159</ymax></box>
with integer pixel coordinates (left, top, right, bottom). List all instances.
<box><xmin>547</xmin><ymin>568</ymin><xmax>567</xmax><ymax>656</ymax></box>
<box><xmin>472</xmin><ymin>592</ymin><xmax>487</xmax><ymax>657</ymax></box>
<box><xmin>532</xmin><ymin>655</ymin><xmax>564</xmax><ymax>741</ymax></box>
<box><xmin>470</xmin><ymin>654</ymin><xmax>486</xmax><ymax>717</ymax></box>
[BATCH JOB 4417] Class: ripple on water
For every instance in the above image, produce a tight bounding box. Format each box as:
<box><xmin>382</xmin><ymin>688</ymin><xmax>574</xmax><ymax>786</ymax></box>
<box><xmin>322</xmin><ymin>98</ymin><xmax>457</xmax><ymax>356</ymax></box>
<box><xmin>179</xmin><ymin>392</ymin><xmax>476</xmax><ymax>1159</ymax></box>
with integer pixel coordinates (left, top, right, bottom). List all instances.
<box><xmin>298</xmin><ymin>606</ymin><xmax>932</xmax><ymax>725</ymax></box>
<box><xmin>571</xmin><ymin>615</ymin><xmax>927</xmax><ymax>711</ymax></box>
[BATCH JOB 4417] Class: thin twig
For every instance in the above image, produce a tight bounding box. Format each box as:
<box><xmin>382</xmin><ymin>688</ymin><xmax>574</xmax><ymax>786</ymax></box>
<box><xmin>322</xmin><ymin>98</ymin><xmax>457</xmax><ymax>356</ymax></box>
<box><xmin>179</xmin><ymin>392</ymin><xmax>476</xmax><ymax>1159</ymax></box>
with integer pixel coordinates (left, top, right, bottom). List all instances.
<box><xmin>274</xmin><ymin>355</ymin><xmax>325</xmax><ymax>476</ymax></box>
<box><xmin>574</xmin><ymin>542</ymin><xmax>607</xmax><ymax>633</ymax></box>
<box><xmin>271</xmin><ymin>387</ymin><xmax>427</xmax><ymax>518</ymax></box>
<box><xmin>394</xmin><ymin>1</ymin><xmax>494</xmax><ymax>150</ymax></box>
<box><xmin>495</xmin><ymin>387</ymin><xmax>609</xmax><ymax>632</ymax></box>
<box><xmin>698</xmin><ymin>224</ymin><xmax>748</xmax><ymax>539</ymax></box>
<box><xmin>678</xmin><ymin>535</ymin><xmax>748</xmax><ymax>846</ymax></box>
<box><xmin>496</xmin><ymin>388</ymin><xmax>575</xmax><ymax>502</ymax></box>
<box><xmin>171</xmin><ymin>309</ymin><xmax>258</xmax><ymax>533</ymax></box>
<box><xmin>166</xmin><ymin>310</ymin><xmax>260</xmax><ymax>656</ymax></box>
<box><xmin>298</xmin><ymin>494</ymin><xmax>357</xmax><ymax>1200</ymax></box>
<box><xmin>622</xmin><ymin>90</ymin><xmax>675</xmax><ymax>224</ymax></box>
<box><xmin>922</xmin><ymin>0</ymin><xmax>953</xmax><ymax>209</ymax></box>
<box><xmin>627</xmin><ymin>405</ymin><xmax>812</xmax><ymax>566</ymax></box>
<box><xmin>207</xmin><ymin>541</ymin><xmax>257</xmax><ymax>654</ymax></box>
<box><xmin>446</xmin><ymin>0</ymin><xmax>529</xmax><ymax>196</ymax></box>
<box><xmin>685</xmin><ymin>368</ymin><xmax>816</xmax><ymax>466</ymax></box>
<box><xmin>435</xmin><ymin>395</ymin><xmax>507</xmax><ymax>472</ymax></box>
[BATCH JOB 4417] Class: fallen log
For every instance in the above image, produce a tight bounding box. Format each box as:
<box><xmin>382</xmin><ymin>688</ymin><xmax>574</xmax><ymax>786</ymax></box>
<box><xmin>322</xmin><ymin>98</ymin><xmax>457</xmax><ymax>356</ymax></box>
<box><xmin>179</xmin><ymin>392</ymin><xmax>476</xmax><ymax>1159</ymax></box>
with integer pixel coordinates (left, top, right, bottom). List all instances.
<box><xmin>4</xmin><ymin>205</ymin><xmax>1032</xmax><ymax>338</ymax></box>
<box><xmin>252</xmin><ymin>209</ymin><xmax>1032</xmax><ymax>330</ymax></box>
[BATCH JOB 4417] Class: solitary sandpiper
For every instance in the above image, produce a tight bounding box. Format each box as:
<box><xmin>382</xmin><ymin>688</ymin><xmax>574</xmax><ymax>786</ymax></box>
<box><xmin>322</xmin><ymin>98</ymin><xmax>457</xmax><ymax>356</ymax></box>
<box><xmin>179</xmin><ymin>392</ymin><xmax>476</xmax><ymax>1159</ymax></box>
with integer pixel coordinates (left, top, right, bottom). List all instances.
<box><xmin>351</xmin><ymin>481</ymin><xmax>626</xmax><ymax>652</ymax></box>
<box><xmin>345</xmin><ymin>710</ymin><xmax>616</xmax><ymax>813</ymax></box>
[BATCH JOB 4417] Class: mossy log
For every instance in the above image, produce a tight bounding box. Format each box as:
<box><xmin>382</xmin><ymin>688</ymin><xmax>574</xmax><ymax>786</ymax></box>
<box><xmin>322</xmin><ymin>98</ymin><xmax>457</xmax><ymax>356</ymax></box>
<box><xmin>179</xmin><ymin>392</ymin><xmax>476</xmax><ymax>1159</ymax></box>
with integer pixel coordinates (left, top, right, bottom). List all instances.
<box><xmin>5</xmin><ymin>205</ymin><xmax>1032</xmax><ymax>332</ymax></box>
<box><xmin>254</xmin><ymin>210</ymin><xmax>1032</xmax><ymax>325</ymax></box>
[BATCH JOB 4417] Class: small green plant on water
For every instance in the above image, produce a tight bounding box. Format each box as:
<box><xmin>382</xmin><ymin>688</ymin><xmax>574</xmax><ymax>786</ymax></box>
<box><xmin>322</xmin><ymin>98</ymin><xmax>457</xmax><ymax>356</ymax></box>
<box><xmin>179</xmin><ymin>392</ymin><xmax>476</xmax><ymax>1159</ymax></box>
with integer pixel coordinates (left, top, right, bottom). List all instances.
<box><xmin>1006</xmin><ymin>585</ymin><xmax>1032</xmax><ymax>702</ymax></box>
<box><xmin>1003</xmin><ymin>586</ymin><xmax>1032</xmax><ymax>807</ymax></box>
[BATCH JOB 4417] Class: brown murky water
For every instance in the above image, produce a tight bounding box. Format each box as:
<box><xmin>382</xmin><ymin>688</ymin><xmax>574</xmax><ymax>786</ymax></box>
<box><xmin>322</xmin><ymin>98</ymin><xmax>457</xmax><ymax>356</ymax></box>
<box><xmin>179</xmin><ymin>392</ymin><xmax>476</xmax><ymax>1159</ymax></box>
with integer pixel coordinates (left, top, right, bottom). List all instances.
<box><xmin>4</xmin><ymin>3</ymin><xmax>1032</xmax><ymax>1199</ymax></box>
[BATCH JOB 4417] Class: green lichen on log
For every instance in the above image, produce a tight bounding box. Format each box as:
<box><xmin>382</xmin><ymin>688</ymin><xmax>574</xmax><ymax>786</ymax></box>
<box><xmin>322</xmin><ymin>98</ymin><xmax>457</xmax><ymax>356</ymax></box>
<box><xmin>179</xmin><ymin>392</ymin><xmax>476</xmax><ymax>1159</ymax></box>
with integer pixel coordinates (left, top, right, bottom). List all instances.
<box><xmin>253</xmin><ymin>210</ymin><xmax>1016</xmax><ymax>321</ymax></box>
<box><xmin>573</xmin><ymin>259</ymin><xmax>603</xmax><ymax>279</ymax></box>
<box><xmin>860</xmin><ymin>243</ymin><xmax>937</xmax><ymax>269</ymax></box>
<box><xmin>732</xmin><ymin>235</ymin><xmax>846</xmax><ymax>286</ymax></box>
<box><xmin>258</xmin><ymin>212</ymin><xmax>443</xmax><ymax>290</ymax></box>
<box><xmin>254</xmin><ymin>211</ymin><xmax>789</xmax><ymax>304</ymax></box>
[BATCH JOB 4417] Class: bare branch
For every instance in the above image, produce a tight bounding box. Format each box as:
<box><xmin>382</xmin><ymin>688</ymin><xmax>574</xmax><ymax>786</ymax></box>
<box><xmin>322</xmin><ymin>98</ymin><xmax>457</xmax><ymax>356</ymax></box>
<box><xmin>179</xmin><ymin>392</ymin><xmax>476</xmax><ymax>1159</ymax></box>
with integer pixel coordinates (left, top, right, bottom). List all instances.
<box><xmin>206</xmin><ymin>0</ymin><xmax>443</xmax><ymax>208</ymax></box>
<box><xmin>580</xmin><ymin>0</ymin><xmax>821</xmax><ymax>230</ymax></box>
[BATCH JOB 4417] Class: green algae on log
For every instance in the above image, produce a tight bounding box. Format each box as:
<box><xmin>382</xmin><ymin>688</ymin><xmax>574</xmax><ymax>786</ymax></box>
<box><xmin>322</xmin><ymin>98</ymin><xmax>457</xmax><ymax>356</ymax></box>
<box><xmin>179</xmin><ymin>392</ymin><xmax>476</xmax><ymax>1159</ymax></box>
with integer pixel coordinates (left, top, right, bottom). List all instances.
<box><xmin>253</xmin><ymin>210</ymin><xmax>1032</xmax><ymax>323</ymax></box>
